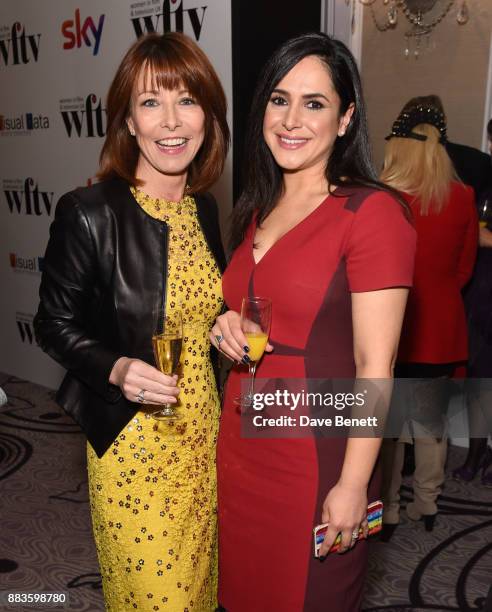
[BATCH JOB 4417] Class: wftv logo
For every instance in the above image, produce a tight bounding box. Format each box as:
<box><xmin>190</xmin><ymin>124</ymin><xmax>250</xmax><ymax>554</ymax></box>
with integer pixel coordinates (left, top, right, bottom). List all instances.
<box><xmin>16</xmin><ymin>313</ymin><xmax>36</xmax><ymax>345</ymax></box>
<box><xmin>61</xmin><ymin>9</ymin><xmax>105</xmax><ymax>56</ymax></box>
<box><xmin>130</xmin><ymin>0</ymin><xmax>207</xmax><ymax>40</ymax></box>
<box><xmin>60</xmin><ymin>94</ymin><xmax>106</xmax><ymax>138</ymax></box>
<box><xmin>10</xmin><ymin>253</ymin><xmax>44</xmax><ymax>274</ymax></box>
<box><xmin>3</xmin><ymin>178</ymin><xmax>54</xmax><ymax>215</ymax></box>
<box><xmin>0</xmin><ymin>112</ymin><xmax>49</xmax><ymax>136</ymax></box>
<box><xmin>0</xmin><ymin>22</ymin><xmax>41</xmax><ymax>66</ymax></box>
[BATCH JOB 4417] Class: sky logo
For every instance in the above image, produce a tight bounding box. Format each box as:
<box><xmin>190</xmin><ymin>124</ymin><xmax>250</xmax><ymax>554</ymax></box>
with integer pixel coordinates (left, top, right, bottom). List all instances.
<box><xmin>61</xmin><ymin>9</ymin><xmax>105</xmax><ymax>56</ymax></box>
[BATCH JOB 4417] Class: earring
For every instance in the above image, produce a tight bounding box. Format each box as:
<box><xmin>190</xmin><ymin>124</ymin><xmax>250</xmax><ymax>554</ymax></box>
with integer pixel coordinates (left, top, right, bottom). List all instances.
<box><xmin>129</xmin><ymin>127</ymin><xmax>135</xmax><ymax>136</ymax></box>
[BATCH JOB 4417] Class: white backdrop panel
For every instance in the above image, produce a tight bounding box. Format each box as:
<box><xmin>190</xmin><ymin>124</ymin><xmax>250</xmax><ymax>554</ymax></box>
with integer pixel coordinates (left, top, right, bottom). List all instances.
<box><xmin>0</xmin><ymin>0</ymin><xmax>232</xmax><ymax>389</ymax></box>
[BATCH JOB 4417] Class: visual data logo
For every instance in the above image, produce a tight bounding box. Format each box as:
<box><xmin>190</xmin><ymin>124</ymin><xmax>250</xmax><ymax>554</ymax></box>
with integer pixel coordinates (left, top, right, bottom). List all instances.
<box><xmin>3</xmin><ymin>178</ymin><xmax>54</xmax><ymax>215</ymax></box>
<box><xmin>9</xmin><ymin>253</ymin><xmax>44</xmax><ymax>275</ymax></box>
<box><xmin>61</xmin><ymin>9</ymin><xmax>105</xmax><ymax>56</ymax></box>
<box><xmin>59</xmin><ymin>94</ymin><xmax>106</xmax><ymax>138</ymax></box>
<box><xmin>130</xmin><ymin>0</ymin><xmax>207</xmax><ymax>40</ymax></box>
<box><xmin>0</xmin><ymin>112</ymin><xmax>49</xmax><ymax>136</ymax></box>
<box><xmin>16</xmin><ymin>312</ymin><xmax>36</xmax><ymax>345</ymax></box>
<box><xmin>0</xmin><ymin>22</ymin><xmax>41</xmax><ymax>66</ymax></box>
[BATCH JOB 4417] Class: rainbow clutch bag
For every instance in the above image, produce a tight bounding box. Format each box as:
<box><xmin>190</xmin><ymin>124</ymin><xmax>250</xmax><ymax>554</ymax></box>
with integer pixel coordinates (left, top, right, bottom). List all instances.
<box><xmin>313</xmin><ymin>500</ymin><xmax>383</xmax><ymax>557</ymax></box>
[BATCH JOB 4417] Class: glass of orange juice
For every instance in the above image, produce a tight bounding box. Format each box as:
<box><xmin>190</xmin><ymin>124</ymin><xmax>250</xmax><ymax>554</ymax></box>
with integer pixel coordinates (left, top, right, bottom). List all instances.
<box><xmin>236</xmin><ymin>296</ymin><xmax>271</xmax><ymax>408</ymax></box>
<box><xmin>479</xmin><ymin>198</ymin><xmax>490</xmax><ymax>228</ymax></box>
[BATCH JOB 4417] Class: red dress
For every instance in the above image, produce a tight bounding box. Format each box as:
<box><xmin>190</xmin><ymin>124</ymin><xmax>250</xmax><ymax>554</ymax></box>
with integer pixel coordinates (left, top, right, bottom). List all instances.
<box><xmin>397</xmin><ymin>182</ymin><xmax>478</xmax><ymax>364</ymax></box>
<box><xmin>217</xmin><ymin>187</ymin><xmax>416</xmax><ymax>611</ymax></box>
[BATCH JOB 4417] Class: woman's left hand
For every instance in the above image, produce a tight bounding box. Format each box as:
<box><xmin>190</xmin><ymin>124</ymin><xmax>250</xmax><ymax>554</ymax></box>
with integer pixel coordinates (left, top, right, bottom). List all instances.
<box><xmin>479</xmin><ymin>226</ymin><xmax>492</xmax><ymax>248</ymax></box>
<box><xmin>210</xmin><ymin>310</ymin><xmax>274</xmax><ymax>363</ymax></box>
<box><xmin>318</xmin><ymin>482</ymin><xmax>368</xmax><ymax>557</ymax></box>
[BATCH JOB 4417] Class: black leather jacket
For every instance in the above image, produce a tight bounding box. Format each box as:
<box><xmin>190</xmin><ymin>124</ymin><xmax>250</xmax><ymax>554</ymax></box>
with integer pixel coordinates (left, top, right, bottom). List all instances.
<box><xmin>34</xmin><ymin>177</ymin><xmax>226</xmax><ymax>458</ymax></box>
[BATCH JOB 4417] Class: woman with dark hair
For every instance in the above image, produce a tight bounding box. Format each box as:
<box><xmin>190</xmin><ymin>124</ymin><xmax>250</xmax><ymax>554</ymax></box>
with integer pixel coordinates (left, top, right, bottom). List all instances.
<box><xmin>210</xmin><ymin>33</ymin><xmax>415</xmax><ymax>610</ymax></box>
<box><xmin>34</xmin><ymin>32</ymin><xmax>229</xmax><ymax>610</ymax></box>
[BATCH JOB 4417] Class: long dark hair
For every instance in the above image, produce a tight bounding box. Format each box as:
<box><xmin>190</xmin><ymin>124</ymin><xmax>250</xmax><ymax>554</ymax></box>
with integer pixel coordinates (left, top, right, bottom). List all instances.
<box><xmin>231</xmin><ymin>32</ymin><xmax>400</xmax><ymax>249</ymax></box>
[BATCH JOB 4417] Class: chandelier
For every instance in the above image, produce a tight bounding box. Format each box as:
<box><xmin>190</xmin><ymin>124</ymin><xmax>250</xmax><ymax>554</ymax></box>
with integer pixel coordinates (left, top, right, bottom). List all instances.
<box><xmin>352</xmin><ymin>0</ymin><xmax>470</xmax><ymax>59</ymax></box>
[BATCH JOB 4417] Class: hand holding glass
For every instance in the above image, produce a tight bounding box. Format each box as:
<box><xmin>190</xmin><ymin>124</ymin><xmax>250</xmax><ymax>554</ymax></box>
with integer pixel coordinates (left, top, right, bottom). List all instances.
<box><xmin>236</xmin><ymin>297</ymin><xmax>272</xmax><ymax>408</ymax></box>
<box><xmin>479</xmin><ymin>198</ymin><xmax>491</xmax><ymax>228</ymax></box>
<box><xmin>151</xmin><ymin>311</ymin><xmax>182</xmax><ymax>420</ymax></box>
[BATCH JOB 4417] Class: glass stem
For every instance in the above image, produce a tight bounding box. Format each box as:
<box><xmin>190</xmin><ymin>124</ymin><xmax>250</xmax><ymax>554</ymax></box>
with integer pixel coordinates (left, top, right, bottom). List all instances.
<box><xmin>248</xmin><ymin>361</ymin><xmax>257</xmax><ymax>401</ymax></box>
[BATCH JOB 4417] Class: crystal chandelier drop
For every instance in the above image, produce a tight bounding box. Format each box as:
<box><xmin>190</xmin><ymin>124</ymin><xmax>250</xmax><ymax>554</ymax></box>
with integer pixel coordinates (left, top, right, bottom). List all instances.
<box><xmin>353</xmin><ymin>0</ymin><xmax>470</xmax><ymax>59</ymax></box>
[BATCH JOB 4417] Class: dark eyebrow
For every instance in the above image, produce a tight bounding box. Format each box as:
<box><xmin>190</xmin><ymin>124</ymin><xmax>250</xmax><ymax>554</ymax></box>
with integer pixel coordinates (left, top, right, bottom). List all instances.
<box><xmin>137</xmin><ymin>89</ymin><xmax>159</xmax><ymax>96</ymax></box>
<box><xmin>271</xmin><ymin>88</ymin><xmax>330</xmax><ymax>103</ymax></box>
<box><xmin>136</xmin><ymin>89</ymin><xmax>191</xmax><ymax>96</ymax></box>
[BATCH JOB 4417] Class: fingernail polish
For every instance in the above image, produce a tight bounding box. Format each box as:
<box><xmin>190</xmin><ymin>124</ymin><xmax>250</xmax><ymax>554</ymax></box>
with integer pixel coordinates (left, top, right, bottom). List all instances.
<box><xmin>241</xmin><ymin>355</ymin><xmax>250</xmax><ymax>364</ymax></box>
<box><xmin>319</xmin><ymin>554</ymin><xmax>327</xmax><ymax>562</ymax></box>
<box><xmin>243</xmin><ymin>345</ymin><xmax>250</xmax><ymax>352</ymax></box>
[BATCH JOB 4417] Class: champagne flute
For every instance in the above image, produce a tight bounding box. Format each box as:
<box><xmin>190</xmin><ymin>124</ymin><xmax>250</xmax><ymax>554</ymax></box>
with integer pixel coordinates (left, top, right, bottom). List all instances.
<box><xmin>236</xmin><ymin>297</ymin><xmax>272</xmax><ymax>408</ymax></box>
<box><xmin>479</xmin><ymin>198</ymin><xmax>491</xmax><ymax>228</ymax></box>
<box><xmin>151</xmin><ymin>311</ymin><xmax>183</xmax><ymax>420</ymax></box>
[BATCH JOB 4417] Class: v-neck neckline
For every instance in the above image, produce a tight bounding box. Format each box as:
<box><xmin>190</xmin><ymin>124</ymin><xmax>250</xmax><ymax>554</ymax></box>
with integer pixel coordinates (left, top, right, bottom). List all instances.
<box><xmin>251</xmin><ymin>188</ymin><xmax>339</xmax><ymax>266</ymax></box>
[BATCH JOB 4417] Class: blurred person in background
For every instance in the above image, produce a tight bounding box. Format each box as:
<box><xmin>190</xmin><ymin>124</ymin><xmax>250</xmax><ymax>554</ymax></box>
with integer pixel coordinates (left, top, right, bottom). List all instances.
<box><xmin>453</xmin><ymin>117</ymin><xmax>492</xmax><ymax>486</ymax></box>
<box><xmin>380</xmin><ymin>100</ymin><xmax>478</xmax><ymax>538</ymax></box>
<box><xmin>415</xmin><ymin>95</ymin><xmax>491</xmax><ymax>201</ymax></box>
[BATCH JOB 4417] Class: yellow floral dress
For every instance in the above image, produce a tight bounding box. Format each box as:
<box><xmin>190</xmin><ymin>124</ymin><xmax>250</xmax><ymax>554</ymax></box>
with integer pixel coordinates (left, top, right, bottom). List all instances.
<box><xmin>87</xmin><ymin>189</ymin><xmax>223</xmax><ymax>611</ymax></box>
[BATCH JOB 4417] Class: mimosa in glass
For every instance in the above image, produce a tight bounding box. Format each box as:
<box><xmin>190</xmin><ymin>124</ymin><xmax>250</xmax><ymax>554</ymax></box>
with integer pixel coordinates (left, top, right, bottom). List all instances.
<box><xmin>236</xmin><ymin>297</ymin><xmax>272</xmax><ymax>408</ymax></box>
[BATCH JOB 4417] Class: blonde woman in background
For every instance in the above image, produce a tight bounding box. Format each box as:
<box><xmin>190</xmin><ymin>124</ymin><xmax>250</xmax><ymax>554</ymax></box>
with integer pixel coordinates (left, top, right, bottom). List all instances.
<box><xmin>380</xmin><ymin>101</ymin><xmax>478</xmax><ymax>539</ymax></box>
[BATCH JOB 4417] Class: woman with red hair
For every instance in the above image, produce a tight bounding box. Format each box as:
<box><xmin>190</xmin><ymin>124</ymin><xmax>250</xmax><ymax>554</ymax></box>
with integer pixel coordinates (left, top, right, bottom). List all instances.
<box><xmin>35</xmin><ymin>33</ymin><xmax>229</xmax><ymax>610</ymax></box>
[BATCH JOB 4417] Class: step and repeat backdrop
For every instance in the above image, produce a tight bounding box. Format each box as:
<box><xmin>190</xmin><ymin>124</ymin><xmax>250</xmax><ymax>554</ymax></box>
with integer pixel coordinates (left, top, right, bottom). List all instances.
<box><xmin>0</xmin><ymin>0</ymin><xmax>233</xmax><ymax>389</ymax></box>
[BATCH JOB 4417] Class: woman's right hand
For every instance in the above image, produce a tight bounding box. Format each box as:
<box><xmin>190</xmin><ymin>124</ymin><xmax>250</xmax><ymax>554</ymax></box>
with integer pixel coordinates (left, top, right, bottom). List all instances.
<box><xmin>109</xmin><ymin>357</ymin><xmax>179</xmax><ymax>405</ymax></box>
<box><xmin>210</xmin><ymin>310</ymin><xmax>273</xmax><ymax>363</ymax></box>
